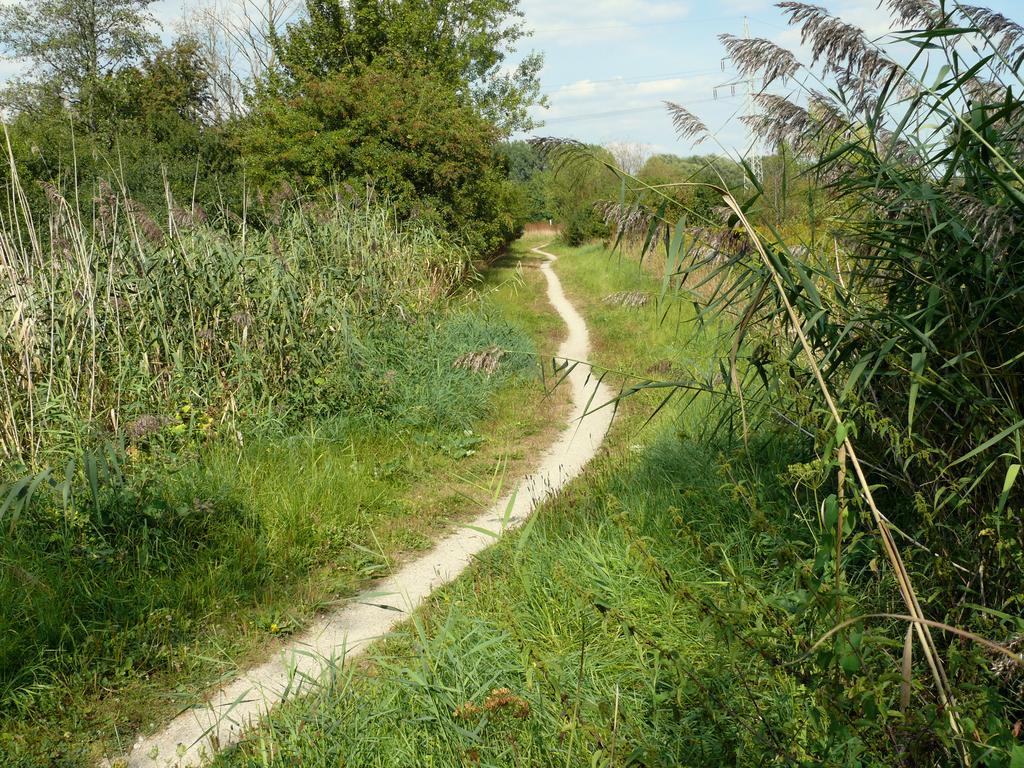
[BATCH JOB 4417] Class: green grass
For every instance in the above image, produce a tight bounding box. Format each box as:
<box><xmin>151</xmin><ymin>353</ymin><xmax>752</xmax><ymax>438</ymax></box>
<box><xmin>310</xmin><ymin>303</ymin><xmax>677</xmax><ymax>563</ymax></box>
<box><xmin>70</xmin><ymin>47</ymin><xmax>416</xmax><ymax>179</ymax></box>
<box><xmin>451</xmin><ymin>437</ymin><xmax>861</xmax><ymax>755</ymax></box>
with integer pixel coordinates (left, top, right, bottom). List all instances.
<box><xmin>0</xmin><ymin>256</ymin><xmax>569</xmax><ymax>765</ymax></box>
<box><xmin>210</xmin><ymin>238</ymin><xmax>837</xmax><ymax>766</ymax></box>
<box><xmin>514</xmin><ymin>235</ymin><xmax>704</xmax><ymax>427</ymax></box>
<box><xmin>216</xmin><ymin>428</ymin><xmax>820</xmax><ymax>768</ymax></box>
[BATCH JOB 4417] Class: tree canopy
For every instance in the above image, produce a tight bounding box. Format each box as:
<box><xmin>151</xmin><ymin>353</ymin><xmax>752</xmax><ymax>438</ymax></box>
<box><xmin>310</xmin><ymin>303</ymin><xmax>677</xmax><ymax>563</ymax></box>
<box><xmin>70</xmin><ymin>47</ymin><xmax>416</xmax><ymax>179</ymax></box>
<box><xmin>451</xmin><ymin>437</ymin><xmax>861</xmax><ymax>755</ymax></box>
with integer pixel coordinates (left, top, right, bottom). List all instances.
<box><xmin>272</xmin><ymin>0</ymin><xmax>543</xmax><ymax>134</ymax></box>
<box><xmin>241</xmin><ymin>60</ymin><xmax>522</xmax><ymax>254</ymax></box>
<box><xmin>0</xmin><ymin>0</ymin><xmax>158</xmax><ymax>121</ymax></box>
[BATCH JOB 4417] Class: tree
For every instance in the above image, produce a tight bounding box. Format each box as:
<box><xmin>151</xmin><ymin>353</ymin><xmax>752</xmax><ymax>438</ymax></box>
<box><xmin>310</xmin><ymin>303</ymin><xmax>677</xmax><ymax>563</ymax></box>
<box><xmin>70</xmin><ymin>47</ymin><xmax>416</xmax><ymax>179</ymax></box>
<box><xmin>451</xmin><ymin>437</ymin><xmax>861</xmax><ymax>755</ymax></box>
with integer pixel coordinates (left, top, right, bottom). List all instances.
<box><xmin>497</xmin><ymin>140</ymin><xmax>551</xmax><ymax>220</ymax></box>
<box><xmin>544</xmin><ymin>145</ymin><xmax>618</xmax><ymax>244</ymax></box>
<box><xmin>3</xmin><ymin>38</ymin><xmax>241</xmax><ymax>222</ymax></box>
<box><xmin>271</xmin><ymin>0</ymin><xmax>543</xmax><ymax>135</ymax></box>
<box><xmin>0</xmin><ymin>0</ymin><xmax>159</xmax><ymax>122</ymax></box>
<box><xmin>240</xmin><ymin>60</ymin><xmax>523</xmax><ymax>254</ymax></box>
<box><xmin>606</xmin><ymin>142</ymin><xmax>651</xmax><ymax>177</ymax></box>
<box><xmin>180</xmin><ymin>0</ymin><xmax>299</xmax><ymax>120</ymax></box>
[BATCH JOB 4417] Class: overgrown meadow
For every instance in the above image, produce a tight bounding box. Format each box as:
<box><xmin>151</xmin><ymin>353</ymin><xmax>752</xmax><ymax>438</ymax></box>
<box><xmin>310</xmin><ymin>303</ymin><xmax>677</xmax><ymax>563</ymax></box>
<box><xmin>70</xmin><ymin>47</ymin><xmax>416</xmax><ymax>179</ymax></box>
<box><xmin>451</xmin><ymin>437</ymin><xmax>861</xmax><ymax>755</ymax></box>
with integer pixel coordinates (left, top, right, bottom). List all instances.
<box><xmin>0</xmin><ymin>159</ymin><xmax>541</xmax><ymax>761</ymax></box>
<box><xmin>214</xmin><ymin>0</ymin><xmax>1024</xmax><ymax>763</ymax></box>
<box><xmin>4</xmin><ymin>0</ymin><xmax>1024</xmax><ymax>764</ymax></box>
<box><xmin>553</xmin><ymin>1</ymin><xmax>1024</xmax><ymax>762</ymax></box>
<box><xmin>0</xmin><ymin>0</ymin><xmax>553</xmax><ymax>758</ymax></box>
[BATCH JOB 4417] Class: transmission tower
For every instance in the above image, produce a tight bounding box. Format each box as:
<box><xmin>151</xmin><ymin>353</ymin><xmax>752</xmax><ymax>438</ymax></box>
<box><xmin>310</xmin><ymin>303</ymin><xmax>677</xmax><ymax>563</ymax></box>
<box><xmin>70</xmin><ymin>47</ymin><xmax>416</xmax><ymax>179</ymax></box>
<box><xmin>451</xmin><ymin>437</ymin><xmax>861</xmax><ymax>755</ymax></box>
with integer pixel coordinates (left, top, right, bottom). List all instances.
<box><xmin>715</xmin><ymin>16</ymin><xmax>763</xmax><ymax>186</ymax></box>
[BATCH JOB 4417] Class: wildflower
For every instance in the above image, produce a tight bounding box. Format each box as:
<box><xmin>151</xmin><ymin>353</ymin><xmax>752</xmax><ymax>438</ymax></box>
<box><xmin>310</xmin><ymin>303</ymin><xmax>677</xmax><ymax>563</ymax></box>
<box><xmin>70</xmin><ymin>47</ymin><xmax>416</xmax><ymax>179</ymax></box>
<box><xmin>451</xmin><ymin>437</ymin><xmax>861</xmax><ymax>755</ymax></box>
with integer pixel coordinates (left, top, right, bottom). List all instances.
<box><xmin>270</xmin><ymin>623</ymin><xmax>279</xmax><ymax>633</ymax></box>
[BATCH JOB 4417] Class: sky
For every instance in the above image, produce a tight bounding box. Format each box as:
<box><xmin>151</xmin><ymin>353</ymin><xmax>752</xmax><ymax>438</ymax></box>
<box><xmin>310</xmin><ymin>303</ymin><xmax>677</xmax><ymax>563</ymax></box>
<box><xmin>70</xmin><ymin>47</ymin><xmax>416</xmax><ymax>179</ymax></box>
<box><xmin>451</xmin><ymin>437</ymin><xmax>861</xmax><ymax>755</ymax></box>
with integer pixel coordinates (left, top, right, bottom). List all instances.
<box><xmin>3</xmin><ymin>0</ymin><xmax>1024</xmax><ymax>159</ymax></box>
<box><xmin>513</xmin><ymin>0</ymin><xmax>1024</xmax><ymax>156</ymax></box>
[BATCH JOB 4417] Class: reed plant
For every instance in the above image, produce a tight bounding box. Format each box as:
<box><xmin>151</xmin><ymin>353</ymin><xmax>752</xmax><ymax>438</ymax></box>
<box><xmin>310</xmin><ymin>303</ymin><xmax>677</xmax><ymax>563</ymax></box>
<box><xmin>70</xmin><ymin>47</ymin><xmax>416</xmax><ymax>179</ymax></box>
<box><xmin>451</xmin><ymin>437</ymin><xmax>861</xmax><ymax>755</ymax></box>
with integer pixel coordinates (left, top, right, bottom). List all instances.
<box><xmin>536</xmin><ymin>0</ymin><xmax>1024</xmax><ymax>761</ymax></box>
<box><xmin>0</xmin><ymin>134</ymin><xmax>469</xmax><ymax>474</ymax></box>
<box><xmin>0</xmin><ymin>128</ymin><xmax>541</xmax><ymax>760</ymax></box>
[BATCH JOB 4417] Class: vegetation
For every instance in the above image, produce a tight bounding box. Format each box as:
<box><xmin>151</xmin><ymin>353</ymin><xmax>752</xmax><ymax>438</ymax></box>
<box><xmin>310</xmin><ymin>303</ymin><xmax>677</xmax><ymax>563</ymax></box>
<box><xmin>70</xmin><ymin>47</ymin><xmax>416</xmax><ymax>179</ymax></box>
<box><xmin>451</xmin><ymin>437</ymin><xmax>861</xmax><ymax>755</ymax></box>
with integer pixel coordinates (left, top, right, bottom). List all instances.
<box><xmin>4</xmin><ymin>0</ymin><xmax>1024</xmax><ymax>765</ymax></box>
<box><xmin>209</xmin><ymin>238</ymin><xmax>797</xmax><ymax>767</ymax></box>
<box><xmin>219</xmin><ymin>1</ymin><xmax>1024</xmax><ymax>765</ymax></box>
<box><xmin>269</xmin><ymin>0</ymin><xmax>543</xmax><ymax>135</ymax></box>
<box><xmin>0</xmin><ymin>0</ymin><xmax>551</xmax><ymax>760</ymax></box>
<box><xmin>239</xmin><ymin>62</ymin><xmax>523</xmax><ymax>255</ymax></box>
<box><xmin>533</xmin><ymin>1</ymin><xmax>1024</xmax><ymax>762</ymax></box>
<box><xmin>0</xmin><ymin>173</ymin><xmax>552</xmax><ymax>760</ymax></box>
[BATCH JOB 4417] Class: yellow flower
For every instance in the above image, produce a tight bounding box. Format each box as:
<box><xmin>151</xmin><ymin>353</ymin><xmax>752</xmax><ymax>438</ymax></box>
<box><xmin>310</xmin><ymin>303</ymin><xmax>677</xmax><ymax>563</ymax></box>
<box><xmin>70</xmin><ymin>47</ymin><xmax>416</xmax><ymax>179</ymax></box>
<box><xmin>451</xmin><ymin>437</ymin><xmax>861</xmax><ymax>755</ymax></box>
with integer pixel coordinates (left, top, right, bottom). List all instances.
<box><xmin>270</xmin><ymin>623</ymin><xmax>279</xmax><ymax>633</ymax></box>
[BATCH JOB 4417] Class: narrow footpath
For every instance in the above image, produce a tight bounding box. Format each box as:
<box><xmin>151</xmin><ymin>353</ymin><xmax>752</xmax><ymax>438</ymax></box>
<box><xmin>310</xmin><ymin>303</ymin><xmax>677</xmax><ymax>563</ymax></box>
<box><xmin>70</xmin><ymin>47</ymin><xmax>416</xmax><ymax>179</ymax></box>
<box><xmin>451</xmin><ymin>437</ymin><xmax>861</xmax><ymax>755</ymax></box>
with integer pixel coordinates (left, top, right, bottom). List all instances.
<box><xmin>115</xmin><ymin>243</ymin><xmax>615</xmax><ymax>767</ymax></box>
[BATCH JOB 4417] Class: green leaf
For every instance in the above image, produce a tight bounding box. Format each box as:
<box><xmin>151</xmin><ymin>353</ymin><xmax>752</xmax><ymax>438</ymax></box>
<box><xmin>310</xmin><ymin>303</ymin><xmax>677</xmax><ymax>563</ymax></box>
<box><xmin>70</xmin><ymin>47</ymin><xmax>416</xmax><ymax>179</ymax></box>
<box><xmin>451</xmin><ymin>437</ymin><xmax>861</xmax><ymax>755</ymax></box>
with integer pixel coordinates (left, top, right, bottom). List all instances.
<box><xmin>840</xmin><ymin>357</ymin><xmax>871</xmax><ymax>400</ymax></box>
<box><xmin>823</xmin><ymin>495</ymin><xmax>839</xmax><ymax>530</ymax></box>
<box><xmin>0</xmin><ymin>476</ymin><xmax>33</xmax><ymax>532</ymax></box>
<box><xmin>835</xmin><ymin>422</ymin><xmax>848</xmax><ymax>447</ymax></box>
<box><xmin>908</xmin><ymin>350</ymin><xmax>926</xmax><ymax>431</ymax></box>
<box><xmin>996</xmin><ymin>463</ymin><xmax>1021</xmax><ymax>514</ymax></box>
<box><xmin>840</xmin><ymin>653</ymin><xmax>860</xmax><ymax>674</ymax></box>
<box><xmin>951</xmin><ymin>419</ymin><xmax>1024</xmax><ymax>467</ymax></box>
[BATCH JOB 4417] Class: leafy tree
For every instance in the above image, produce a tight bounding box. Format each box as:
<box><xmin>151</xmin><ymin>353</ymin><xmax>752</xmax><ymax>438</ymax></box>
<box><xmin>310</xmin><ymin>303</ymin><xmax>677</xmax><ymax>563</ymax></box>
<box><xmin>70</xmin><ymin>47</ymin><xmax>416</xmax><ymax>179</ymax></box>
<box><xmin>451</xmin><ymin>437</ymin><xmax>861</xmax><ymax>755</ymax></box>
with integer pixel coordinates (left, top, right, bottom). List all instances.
<box><xmin>498</xmin><ymin>140</ymin><xmax>546</xmax><ymax>184</ymax></box>
<box><xmin>271</xmin><ymin>0</ymin><xmax>543</xmax><ymax>135</ymax></box>
<box><xmin>497</xmin><ymin>140</ymin><xmax>551</xmax><ymax>220</ymax></box>
<box><xmin>240</xmin><ymin>60</ymin><xmax>522</xmax><ymax>254</ymax></box>
<box><xmin>4</xmin><ymin>38</ymin><xmax>240</xmax><ymax>221</ymax></box>
<box><xmin>0</xmin><ymin>0</ymin><xmax>159</xmax><ymax>123</ymax></box>
<box><xmin>545</xmin><ymin>145</ymin><xmax>618</xmax><ymax>238</ymax></box>
<box><xmin>638</xmin><ymin>153</ymin><xmax>745</xmax><ymax>223</ymax></box>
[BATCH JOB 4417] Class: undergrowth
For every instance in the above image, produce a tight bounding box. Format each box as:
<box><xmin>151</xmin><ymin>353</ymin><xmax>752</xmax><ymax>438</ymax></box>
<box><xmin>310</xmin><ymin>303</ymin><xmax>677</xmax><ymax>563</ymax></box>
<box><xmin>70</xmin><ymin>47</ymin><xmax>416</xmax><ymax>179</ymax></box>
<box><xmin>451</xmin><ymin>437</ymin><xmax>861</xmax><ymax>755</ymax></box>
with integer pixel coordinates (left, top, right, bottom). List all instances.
<box><xmin>0</xmin><ymin>166</ymin><xmax>544</xmax><ymax>761</ymax></box>
<box><xmin>217</xmin><ymin>428</ymin><xmax>824</xmax><ymax>768</ymax></box>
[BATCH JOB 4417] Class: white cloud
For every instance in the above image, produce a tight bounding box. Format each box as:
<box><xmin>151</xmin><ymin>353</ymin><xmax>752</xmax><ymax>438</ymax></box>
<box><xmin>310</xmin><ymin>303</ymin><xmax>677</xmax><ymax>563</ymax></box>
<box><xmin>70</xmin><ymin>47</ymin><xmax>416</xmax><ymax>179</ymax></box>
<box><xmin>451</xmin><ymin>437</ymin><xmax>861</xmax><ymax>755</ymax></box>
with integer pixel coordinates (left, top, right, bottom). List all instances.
<box><xmin>553</xmin><ymin>79</ymin><xmax>601</xmax><ymax>100</ymax></box>
<box><xmin>636</xmin><ymin>77</ymin><xmax>707</xmax><ymax>95</ymax></box>
<box><xmin>540</xmin><ymin>73</ymin><xmax>716</xmax><ymax>124</ymax></box>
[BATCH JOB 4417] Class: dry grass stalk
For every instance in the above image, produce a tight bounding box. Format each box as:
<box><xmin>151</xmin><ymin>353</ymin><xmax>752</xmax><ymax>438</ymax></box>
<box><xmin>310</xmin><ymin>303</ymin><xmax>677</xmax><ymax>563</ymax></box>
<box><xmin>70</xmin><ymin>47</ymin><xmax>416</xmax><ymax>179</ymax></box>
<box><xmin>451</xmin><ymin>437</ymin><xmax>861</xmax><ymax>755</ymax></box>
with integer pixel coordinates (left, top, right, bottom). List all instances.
<box><xmin>664</xmin><ymin>102</ymin><xmax>709</xmax><ymax>144</ymax></box>
<box><xmin>723</xmin><ymin>194</ymin><xmax>967</xmax><ymax>752</ymax></box>
<box><xmin>603</xmin><ymin>291</ymin><xmax>650</xmax><ymax>308</ymax></box>
<box><xmin>454</xmin><ymin>347</ymin><xmax>505</xmax><ymax>375</ymax></box>
<box><xmin>718</xmin><ymin>34</ymin><xmax>800</xmax><ymax>85</ymax></box>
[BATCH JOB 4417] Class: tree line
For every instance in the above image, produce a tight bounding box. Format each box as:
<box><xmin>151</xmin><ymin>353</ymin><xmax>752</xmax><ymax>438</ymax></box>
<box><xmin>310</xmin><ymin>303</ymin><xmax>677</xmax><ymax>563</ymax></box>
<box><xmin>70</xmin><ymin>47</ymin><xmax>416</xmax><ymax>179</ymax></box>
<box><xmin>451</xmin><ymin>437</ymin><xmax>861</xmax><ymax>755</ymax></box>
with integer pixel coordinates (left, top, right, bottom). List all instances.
<box><xmin>0</xmin><ymin>0</ymin><xmax>544</xmax><ymax>256</ymax></box>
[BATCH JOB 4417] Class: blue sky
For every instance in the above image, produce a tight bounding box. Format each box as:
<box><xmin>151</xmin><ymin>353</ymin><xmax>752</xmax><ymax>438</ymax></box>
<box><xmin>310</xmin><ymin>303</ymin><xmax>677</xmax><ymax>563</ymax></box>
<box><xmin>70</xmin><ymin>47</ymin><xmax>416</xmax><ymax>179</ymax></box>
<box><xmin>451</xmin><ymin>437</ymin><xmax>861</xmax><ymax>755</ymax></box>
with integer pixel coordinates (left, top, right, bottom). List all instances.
<box><xmin>515</xmin><ymin>0</ymin><xmax>1024</xmax><ymax>156</ymax></box>
<box><xmin>3</xmin><ymin>0</ymin><xmax>1024</xmax><ymax>158</ymax></box>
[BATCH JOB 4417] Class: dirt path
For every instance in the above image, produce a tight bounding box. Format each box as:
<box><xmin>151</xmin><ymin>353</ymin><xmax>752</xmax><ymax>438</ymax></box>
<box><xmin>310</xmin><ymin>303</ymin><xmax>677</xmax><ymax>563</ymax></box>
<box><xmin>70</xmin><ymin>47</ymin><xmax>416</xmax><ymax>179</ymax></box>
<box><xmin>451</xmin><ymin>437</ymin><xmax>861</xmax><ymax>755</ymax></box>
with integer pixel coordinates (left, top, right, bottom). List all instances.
<box><xmin>114</xmin><ymin>243</ymin><xmax>614</xmax><ymax>767</ymax></box>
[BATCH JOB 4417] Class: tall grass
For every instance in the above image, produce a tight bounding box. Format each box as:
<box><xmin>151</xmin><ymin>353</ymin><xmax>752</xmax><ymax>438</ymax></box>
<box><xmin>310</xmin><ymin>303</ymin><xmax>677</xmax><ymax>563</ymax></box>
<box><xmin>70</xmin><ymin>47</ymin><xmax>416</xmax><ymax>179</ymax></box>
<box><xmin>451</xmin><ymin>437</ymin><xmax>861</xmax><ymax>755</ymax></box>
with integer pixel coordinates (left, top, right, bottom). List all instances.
<box><xmin>0</xmin><ymin>138</ymin><xmax>468</xmax><ymax>471</ymax></box>
<box><xmin>217</xmin><ymin>433</ymin><xmax>817</xmax><ymax>768</ymax></box>
<box><xmin>0</xmin><ymin>132</ymin><xmax>544</xmax><ymax>762</ymax></box>
<box><xmin>209</xmin><ymin>241</ymin><xmax>821</xmax><ymax>768</ymax></box>
<box><xmin>536</xmin><ymin>1</ymin><xmax>1024</xmax><ymax>761</ymax></box>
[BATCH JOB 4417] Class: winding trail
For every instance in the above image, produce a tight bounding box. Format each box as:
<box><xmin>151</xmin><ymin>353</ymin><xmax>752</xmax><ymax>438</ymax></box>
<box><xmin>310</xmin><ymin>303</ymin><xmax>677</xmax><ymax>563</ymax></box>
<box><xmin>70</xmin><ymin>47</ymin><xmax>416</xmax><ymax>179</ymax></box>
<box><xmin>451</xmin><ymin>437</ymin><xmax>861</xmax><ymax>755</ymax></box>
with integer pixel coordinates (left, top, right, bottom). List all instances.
<box><xmin>116</xmin><ymin>243</ymin><xmax>614</xmax><ymax>767</ymax></box>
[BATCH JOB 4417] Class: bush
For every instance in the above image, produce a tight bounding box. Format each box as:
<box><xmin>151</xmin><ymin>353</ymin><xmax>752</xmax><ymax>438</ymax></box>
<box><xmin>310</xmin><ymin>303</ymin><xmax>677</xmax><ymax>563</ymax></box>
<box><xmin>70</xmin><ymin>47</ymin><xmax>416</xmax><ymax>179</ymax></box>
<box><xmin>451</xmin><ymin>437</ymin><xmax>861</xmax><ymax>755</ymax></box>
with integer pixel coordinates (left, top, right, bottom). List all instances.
<box><xmin>561</xmin><ymin>204</ymin><xmax>609</xmax><ymax>247</ymax></box>
<box><xmin>239</xmin><ymin>61</ymin><xmax>525</xmax><ymax>257</ymax></box>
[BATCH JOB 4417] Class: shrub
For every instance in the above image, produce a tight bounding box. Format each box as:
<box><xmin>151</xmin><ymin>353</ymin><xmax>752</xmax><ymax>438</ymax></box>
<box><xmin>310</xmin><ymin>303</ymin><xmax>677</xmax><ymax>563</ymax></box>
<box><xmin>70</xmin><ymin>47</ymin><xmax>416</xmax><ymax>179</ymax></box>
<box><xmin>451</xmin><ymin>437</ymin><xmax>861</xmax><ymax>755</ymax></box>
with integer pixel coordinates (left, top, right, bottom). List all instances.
<box><xmin>0</xmin><ymin>172</ymin><xmax>470</xmax><ymax>471</ymax></box>
<box><xmin>239</xmin><ymin>61</ymin><xmax>525</xmax><ymax>257</ymax></box>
